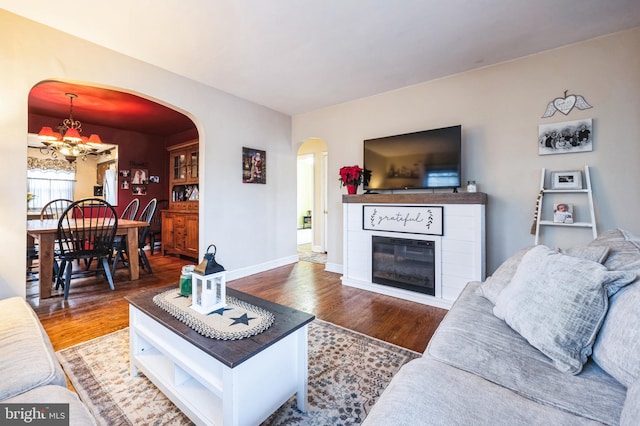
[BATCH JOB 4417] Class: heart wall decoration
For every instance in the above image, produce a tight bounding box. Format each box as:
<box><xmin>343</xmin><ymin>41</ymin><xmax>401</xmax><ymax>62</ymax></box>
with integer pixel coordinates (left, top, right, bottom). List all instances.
<box><xmin>542</xmin><ymin>90</ymin><xmax>593</xmax><ymax>118</ymax></box>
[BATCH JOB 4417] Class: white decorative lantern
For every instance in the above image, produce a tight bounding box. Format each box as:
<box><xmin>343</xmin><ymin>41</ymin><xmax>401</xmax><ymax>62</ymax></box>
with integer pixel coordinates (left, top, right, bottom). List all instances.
<box><xmin>190</xmin><ymin>269</ymin><xmax>226</xmax><ymax>314</ymax></box>
<box><xmin>190</xmin><ymin>244</ymin><xmax>226</xmax><ymax>314</ymax></box>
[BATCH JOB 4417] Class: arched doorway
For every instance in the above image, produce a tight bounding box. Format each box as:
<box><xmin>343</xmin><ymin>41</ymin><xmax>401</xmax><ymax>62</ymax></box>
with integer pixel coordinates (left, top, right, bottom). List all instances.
<box><xmin>297</xmin><ymin>138</ymin><xmax>328</xmax><ymax>263</ymax></box>
<box><xmin>26</xmin><ymin>80</ymin><xmax>199</xmax><ymax>292</ymax></box>
<box><xmin>27</xmin><ymin>80</ymin><xmax>198</xmax><ymax>216</ymax></box>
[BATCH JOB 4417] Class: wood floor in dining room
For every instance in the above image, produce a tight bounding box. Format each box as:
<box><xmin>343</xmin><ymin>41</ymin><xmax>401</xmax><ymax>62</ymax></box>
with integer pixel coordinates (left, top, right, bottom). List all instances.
<box><xmin>27</xmin><ymin>251</ymin><xmax>447</xmax><ymax>353</ymax></box>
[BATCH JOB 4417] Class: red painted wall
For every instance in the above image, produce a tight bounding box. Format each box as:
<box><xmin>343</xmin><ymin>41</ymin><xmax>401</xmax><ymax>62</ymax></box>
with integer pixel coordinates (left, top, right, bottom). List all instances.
<box><xmin>116</xmin><ymin>131</ymin><xmax>169</xmax><ymax>216</ymax></box>
<box><xmin>29</xmin><ymin>113</ymin><xmax>198</xmax><ymax>217</ymax></box>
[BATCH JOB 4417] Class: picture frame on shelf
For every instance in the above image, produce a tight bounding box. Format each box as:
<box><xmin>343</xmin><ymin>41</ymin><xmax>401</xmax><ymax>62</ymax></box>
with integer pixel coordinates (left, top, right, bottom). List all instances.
<box><xmin>551</xmin><ymin>170</ymin><xmax>583</xmax><ymax>190</ymax></box>
<box><xmin>553</xmin><ymin>203</ymin><xmax>574</xmax><ymax>224</ymax></box>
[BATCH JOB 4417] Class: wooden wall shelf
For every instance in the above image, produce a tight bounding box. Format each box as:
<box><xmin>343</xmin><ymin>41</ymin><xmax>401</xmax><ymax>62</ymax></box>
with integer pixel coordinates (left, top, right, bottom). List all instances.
<box><xmin>342</xmin><ymin>192</ymin><xmax>487</xmax><ymax>205</ymax></box>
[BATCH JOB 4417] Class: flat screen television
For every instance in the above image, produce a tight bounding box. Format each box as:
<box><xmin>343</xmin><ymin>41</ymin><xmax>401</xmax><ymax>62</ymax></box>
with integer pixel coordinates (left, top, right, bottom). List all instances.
<box><xmin>363</xmin><ymin>125</ymin><xmax>461</xmax><ymax>191</ymax></box>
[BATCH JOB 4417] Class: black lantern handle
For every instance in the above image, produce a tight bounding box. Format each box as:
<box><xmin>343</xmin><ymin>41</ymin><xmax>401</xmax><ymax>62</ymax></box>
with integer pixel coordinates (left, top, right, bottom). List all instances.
<box><xmin>195</xmin><ymin>244</ymin><xmax>225</xmax><ymax>274</ymax></box>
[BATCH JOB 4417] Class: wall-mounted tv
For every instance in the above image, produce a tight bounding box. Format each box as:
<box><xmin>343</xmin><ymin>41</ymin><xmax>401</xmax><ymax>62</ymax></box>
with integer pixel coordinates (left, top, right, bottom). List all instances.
<box><xmin>363</xmin><ymin>125</ymin><xmax>461</xmax><ymax>191</ymax></box>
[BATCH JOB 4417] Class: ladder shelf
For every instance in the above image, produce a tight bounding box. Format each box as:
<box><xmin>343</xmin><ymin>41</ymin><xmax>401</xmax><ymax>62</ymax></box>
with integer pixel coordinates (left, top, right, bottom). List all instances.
<box><xmin>534</xmin><ymin>165</ymin><xmax>597</xmax><ymax>245</ymax></box>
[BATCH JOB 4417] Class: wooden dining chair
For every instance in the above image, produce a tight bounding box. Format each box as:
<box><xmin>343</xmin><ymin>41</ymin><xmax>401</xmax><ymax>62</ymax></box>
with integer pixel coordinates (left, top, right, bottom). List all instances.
<box><xmin>43</xmin><ymin>199</ymin><xmax>82</xmax><ymax>274</ymax></box>
<box><xmin>120</xmin><ymin>199</ymin><xmax>140</xmax><ymax>221</ymax></box>
<box><xmin>27</xmin><ymin>199</ymin><xmax>76</xmax><ymax>282</ymax></box>
<box><xmin>56</xmin><ymin>198</ymin><xmax>118</xmax><ymax>300</ymax></box>
<box><xmin>137</xmin><ymin>198</ymin><xmax>158</xmax><ymax>273</ymax></box>
<box><xmin>41</xmin><ymin>198</ymin><xmax>74</xmax><ymax>220</ymax></box>
<box><xmin>148</xmin><ymin>199</ymin><xmax>168</xmax><ymax>255</ymax></box>
<box><xmin>110</xmin><ymin>199</ymin><xmax>140</xmax><ymax>265</ymax></box>
<box><xmin>111</xmin><ymin>198</ymin><xmax>157</xmax><ymax>276</ymax></box>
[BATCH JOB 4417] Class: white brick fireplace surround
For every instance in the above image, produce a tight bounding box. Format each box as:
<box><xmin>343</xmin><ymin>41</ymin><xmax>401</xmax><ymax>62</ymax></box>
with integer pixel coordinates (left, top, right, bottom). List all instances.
<box><xmin>342</xmin><ymin>193</ymin><xmax>486</xmax><ymax>309</ymax></box>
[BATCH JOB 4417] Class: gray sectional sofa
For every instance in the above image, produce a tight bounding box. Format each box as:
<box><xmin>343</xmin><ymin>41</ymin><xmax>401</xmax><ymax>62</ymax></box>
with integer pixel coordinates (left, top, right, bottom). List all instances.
<box><xmin>0</xmin><ymin>296</ymin><xmax>96</xmax><ymax>425</ymax></box>
<box><xmin>364</xmin><ymin>229</ymin><xmax>640</xmax><ymax>425</ymax></box>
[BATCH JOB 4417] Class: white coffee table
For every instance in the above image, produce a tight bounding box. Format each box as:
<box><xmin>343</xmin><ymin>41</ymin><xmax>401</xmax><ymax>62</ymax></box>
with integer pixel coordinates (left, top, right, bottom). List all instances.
<box><xmin>126</xmin><ymin>286</ymin><xmax>315</xmax><ymax>426</ymax></box>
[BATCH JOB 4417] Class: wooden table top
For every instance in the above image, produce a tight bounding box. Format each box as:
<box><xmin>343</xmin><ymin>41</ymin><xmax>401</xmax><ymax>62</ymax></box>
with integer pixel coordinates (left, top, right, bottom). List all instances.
<box><xmin>27</xmin><ymin>218</ymin><xmax>149</xmax><ymax>235</ymax></box>
<box><xmin>126</xmin><ymin>286</ymin><xmax>315</xmax><ymax>368</ymax></box>
<box><xmin>27</xmin><ymin>210</ymin><xmax>53</xmax><ymax>220</ymax></box>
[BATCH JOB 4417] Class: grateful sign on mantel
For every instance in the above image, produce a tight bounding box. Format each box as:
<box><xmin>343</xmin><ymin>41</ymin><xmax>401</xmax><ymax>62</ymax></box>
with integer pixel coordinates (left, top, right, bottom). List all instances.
<box><xmin>363</xmin><ymin>205</ymin><xmax>443</xmax><ymax>236</ymax></box>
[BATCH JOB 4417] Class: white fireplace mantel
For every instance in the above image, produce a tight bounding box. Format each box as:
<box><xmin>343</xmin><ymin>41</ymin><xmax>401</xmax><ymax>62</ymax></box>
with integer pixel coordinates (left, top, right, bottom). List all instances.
<box><xmin>342</xmin><ymin>193</ymin><xmax>486</xmax><ymax>309</ymax></box>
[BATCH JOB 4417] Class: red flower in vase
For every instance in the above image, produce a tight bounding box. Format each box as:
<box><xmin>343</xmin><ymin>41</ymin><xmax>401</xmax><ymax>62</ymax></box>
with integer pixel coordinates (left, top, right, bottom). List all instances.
<box><xmin>339</xmin><ymin>166</ymin><xmax>371</xmax><ymax>193</ymax></box>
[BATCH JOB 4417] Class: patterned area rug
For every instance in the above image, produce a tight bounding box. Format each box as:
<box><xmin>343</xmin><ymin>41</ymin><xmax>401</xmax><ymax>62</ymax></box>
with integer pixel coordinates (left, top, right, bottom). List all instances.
<box><xmin>56</xmin><ymin>320</ymin><xmax>419</xmax><ymax>425</ymax></box>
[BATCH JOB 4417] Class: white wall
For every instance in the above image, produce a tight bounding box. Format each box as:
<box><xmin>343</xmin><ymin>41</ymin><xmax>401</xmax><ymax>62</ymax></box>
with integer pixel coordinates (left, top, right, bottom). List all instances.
<box><xmin>293</xmin><ymin>28</ymin><xmax>640</xmax><ymax>274</ymax></box>
<box><xmin>1</xmin><ymin>10</ymin><xmax>294</xmax><ymax>298</ymax></box>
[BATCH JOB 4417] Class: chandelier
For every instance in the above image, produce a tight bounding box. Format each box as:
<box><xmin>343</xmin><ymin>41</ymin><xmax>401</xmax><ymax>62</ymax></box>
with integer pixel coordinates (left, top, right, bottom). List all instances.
<box><xmin>38</xmin><ymin>93</ymin><xmax>103</xmax><ymax>163</ymax></box>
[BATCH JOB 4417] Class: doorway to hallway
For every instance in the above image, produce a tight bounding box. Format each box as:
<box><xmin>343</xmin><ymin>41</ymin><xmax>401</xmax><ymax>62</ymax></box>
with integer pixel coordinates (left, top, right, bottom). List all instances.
<box><xmin>297</xmin><ymin>139</ymin><xmax>328</xmax><ymax>263</ymax></box>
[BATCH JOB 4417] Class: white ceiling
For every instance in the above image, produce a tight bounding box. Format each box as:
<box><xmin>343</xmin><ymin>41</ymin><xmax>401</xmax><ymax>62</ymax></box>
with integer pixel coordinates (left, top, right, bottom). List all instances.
<box><xmin>3</xmin><ymin>1</ymin><xmax>640</xmax><ymax>115</ymax></box>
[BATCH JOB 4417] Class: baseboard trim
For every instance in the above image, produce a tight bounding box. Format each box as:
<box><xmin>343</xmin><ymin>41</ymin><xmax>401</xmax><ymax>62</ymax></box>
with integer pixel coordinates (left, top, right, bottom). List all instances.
<box><xmin>324</xmin><ymin>262</ymin><xmax>342</xmax><ymax>274</ymax></box>
<box><xmin>226</xmin><ymin>256</ymin><xmax>343</xmax><ymax>282</ymax></box>
<box><xmin>226</xmin><ymin>255</ymin><xmax>298</xmax><ymax>281</ymax></box>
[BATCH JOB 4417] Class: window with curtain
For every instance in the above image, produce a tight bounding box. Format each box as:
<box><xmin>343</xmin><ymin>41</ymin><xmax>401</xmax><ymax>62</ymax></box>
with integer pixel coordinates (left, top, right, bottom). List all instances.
<box><xmin>27</xmin><ymin>157</ymin><xmax>76</xmax><ymax>210</ymax></box>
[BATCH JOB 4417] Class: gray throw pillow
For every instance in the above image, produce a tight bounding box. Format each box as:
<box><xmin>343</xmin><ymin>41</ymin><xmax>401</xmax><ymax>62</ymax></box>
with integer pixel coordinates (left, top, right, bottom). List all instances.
<box><xmin>580</xmin><ymin>229</ymin><xmax>640</xmax><ymax>385</ymax></box>
<box><xmin>621</xmin><ymin>376</ymin><xmax>640</xmax><ymax>426</ymax></box>
<box><xmin>592</xmin><ymin>281</ymin><xmax>640</xmax><ymax>386</ymax></box>
<box><xmin>493</xmin><ymin>245</ymin><xmax>636</xmax><ymax>375</ymax></box>
<box><xmin>588</xmin><ymin>228</ymin><xmax>640</xmax><ymax>271</ymax></box>
<box><xmin>477</xmin><ymin>245</ymin><xmax>610</xmax><ymax>305</ymax></box>
<box><xmin>559</xmin><ymin>246</ymin><xmax>611</xmax><ymax>264</ymax></box>
<box><xmin>476</xmin><ymin>246</ymin><xmax>533</xmax><ymax>305</ymax></box>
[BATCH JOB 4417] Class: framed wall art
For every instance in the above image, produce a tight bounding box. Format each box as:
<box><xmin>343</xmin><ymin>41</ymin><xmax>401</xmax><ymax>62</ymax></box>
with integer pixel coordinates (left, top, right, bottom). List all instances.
<box><xmin>132</xmin><ymin>185</ymin><xmax>147</xmax><ymax>196</ymax></box>
<box><xmin>131</xmin><ymin>168</ymin><xmax>149</xmax><ymax>184</ymax></box>
<box><xmin>363</xmin><ymin>205</ymin><xmax>444</xmax><ymax>235</ymax></box>
<box><xmin>538</xmin><ymin>118</ymin><xmax>593</xmax><ymax>155</ymax></box>
<box><xmin>242</xmin><ymin>147</ymin><xmax>266</xmax><ymax>184</ymax></box>
<box><xmin>551</xmin><ymin>170</ymin><xmax>583</xmax><ymax>190</ymax></box>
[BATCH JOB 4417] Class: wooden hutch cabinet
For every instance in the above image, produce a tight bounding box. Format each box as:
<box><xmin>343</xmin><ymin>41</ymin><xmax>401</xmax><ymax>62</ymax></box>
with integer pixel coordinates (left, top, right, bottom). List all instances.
<box><xmin>161</xmin><ymin>140</ymin><xmax>199</xmax><ymax>260</ymax></box>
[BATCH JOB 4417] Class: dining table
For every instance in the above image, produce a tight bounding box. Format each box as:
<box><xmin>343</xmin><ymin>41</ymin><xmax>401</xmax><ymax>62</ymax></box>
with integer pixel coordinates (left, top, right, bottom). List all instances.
<box><xmin>27</xmin><ymin>210</ymin><xmax>53</xmax><ymax>220</ymax></box>
<box><xmin>27</xmin><ymin>218</ymin><xmax>150</xmax><ymax>299</ymax></box>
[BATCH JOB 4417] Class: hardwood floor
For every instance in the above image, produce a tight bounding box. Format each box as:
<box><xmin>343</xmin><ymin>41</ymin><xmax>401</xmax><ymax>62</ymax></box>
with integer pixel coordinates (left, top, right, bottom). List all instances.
<box><xmin>28</xmin><ymin>252</ymin><xmax>447</xmax><ymax>353</ymax></box>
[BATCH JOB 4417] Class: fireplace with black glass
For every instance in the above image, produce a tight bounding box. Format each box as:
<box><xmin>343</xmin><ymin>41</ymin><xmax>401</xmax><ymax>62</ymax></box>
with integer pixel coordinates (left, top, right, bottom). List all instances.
<box><xmin>341</xmin><ymin>192</ymin><xmax>486</xmax><ymax>309</ymax></box>
<box><xmin>372</xmin><ymin>236</ymin><xmax>435</xmax><ymax>296</ymax></box>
